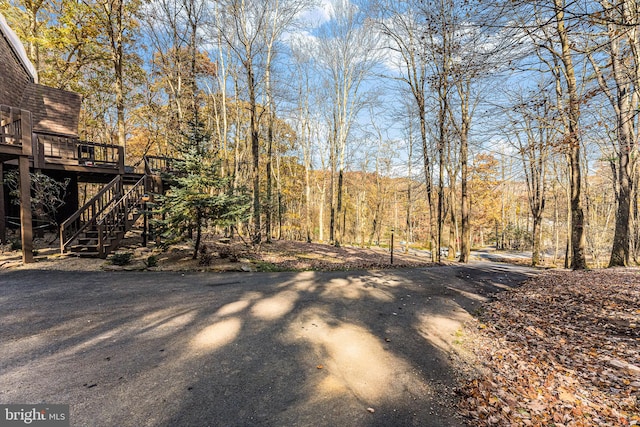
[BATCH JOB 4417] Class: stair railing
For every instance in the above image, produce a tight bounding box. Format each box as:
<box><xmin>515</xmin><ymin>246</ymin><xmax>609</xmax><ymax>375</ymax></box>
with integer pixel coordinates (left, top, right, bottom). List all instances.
<box><xmin>95</xmin><ymin>176</ymin><xmax>146</xmax><ymax>257</ymax></box>
<box><xmin>60</xmin><ymin>175</ymin><xmax>122</xmax><ymax>253</ymax></box>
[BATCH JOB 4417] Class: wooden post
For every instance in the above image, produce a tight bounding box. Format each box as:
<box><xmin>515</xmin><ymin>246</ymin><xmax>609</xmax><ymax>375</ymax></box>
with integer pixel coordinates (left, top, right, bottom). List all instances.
<box><xmin>390</xmin><ymin>228</ymin><xmax>394</xmax><ymax>265</ymax></box>
<box><xmin>18</xmin><ymin>109</ymin><xmax>34</xmax><ymax>263</ymax></box>
<box><xmin>19</xmin><ymin>155</ymin><xmax>33</xmax><ymax>263</ymax></box>
<box><xmin>20</xmin><ymin>111</ymin><xmax>32</xmax><ymax>156</ymax></box>
<box><xmin>117</xmin><ymin>145</ymin><xmax>125</xmax><ymax>174</ymax></box>
<box><xmin>35</xmin><ymin>134</ymin><xmax>45</xmax><ymax>169</ymax></box>
<box><xmin>98</xmin><ymin>223</ymin><xmax>104</xmax><ymax>258</ymax></box>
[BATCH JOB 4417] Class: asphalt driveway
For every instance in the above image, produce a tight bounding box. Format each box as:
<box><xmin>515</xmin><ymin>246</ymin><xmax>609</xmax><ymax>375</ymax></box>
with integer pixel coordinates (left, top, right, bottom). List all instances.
<box><xmin>0</xmin><ymin>263</ymin><xmax>535</xmax><ymax>426</ymax></box>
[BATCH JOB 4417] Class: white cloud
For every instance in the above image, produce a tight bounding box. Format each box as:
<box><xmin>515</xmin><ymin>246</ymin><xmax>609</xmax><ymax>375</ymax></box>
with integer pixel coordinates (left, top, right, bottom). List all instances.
<box><xmin>298</xmin><ymin>0</ymin><xmax>335</xmax><ymax>28</ymax></box>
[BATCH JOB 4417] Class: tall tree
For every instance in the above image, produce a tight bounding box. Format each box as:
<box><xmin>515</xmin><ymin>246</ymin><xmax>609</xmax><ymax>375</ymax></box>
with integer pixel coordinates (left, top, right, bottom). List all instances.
<box><xmin>588</xmin><ymin>0</ymin><xmax>639</xmax><ymax>267</ymax></box>
<box><xmin>511</xmin><ymin>0</ymin><xmax>589</xmax><ymax>269</ymax></box>
<box><xmin>215</xmin><ymin>0</ymin><xmax>270</xmax><ymax>244</ymax></box>
<box><xmin>90</xmin><ymin>0</ymin><xmax>142</xmax><ymax>150</ymax></box>
<box><xmin>420</xmin><ymin>0</ymin><xmax>456</xmax><ymax>262</ymax></box>
<box><xmin>553</xmin><ymin>0</ymin><xmax>587</xmax><ymax>269</ymax></box>
<box><xmin>376</xmin><ymin>0</ymin><xmax>435</xmax><ymax>259</ymax></box>
<box><xmin>316</xmin><ymin>0</ymin><xmax>380</xmax><ymax>247</ymax></box>
<box><xmin>156</xmin><ymin>119</ymin><xmax>250</xmax><ymax>258</ymax></box>
<box><xmin>507</xmin><ymin>84</ymin><xmax>555</xmax><ymax>266</ymax></box>
<box><xmin>260</xmin><ymin>0</ymin><xmax>311</xmax><ymax>242</ymax></box>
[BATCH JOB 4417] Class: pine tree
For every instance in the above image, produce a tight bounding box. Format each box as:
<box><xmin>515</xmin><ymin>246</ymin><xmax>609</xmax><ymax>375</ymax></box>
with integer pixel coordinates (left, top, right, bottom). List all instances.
<box><xmin>155</xmin><ymin>119</ymin><xmax>250</xmax><ymax>259</ymax></box>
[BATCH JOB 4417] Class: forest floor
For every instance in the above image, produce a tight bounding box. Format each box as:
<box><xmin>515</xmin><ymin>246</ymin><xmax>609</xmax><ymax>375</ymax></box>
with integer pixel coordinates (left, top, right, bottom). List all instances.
<box><xmin>0</xmin><ymin>232</ymin><xmax>437</xmax><ymax>272</ymax></box>
<box><xmin>459</xmin><ymin>269</ymin><xmax>640</xmax><ymax>426</ymax></box>
<box><xmin>1</xmin><ymin>233</ymin><xmax>638</xmax><ymax>425</ymax></box>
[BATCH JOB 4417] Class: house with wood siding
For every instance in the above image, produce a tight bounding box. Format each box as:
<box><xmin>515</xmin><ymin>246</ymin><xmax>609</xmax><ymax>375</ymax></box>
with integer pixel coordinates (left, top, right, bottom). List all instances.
<box><xmin>0</xmin><ymin>13</ymin><xmax>150</xmax><ymax>261</ymax></box>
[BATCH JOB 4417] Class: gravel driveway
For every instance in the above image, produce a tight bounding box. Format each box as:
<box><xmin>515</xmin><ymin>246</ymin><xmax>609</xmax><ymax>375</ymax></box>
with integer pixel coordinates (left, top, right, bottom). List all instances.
<box><xmin>0</xmin><ymin>263</ymin><xmax>535</xmax><ymax>426</ymax></box>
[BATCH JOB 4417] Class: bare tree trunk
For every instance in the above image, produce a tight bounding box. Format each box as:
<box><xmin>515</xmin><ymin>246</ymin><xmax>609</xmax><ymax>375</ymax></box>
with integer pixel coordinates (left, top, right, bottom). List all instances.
<box><xmin>554</xmin><ymin>0</ymin><xmax>587</xmax><ymax>269</ymax></box>
<box><xmin>531</xmin><ymin>213</ymin><xmax>542</xmax><ymax>266</ymax></box>
<box><xmin>336</xmin><ymin>168</ymin><xmax>344</xmax><ymax>247</ymax></box>
<box><xmin>459</xmin><ymin>96</ymin><xmax>470</xmax><ymax>262</ymax></box>
<box><xmin>266</xmin><ymin>115</ymin><xmax>273</xmax><ymax>243</ymax></box>
<box><xmin>246</xmin><ymin>59</ymin><xmax>261</xmax><ymax>244</ymax></box>
<box><xmin>329</xmin><ymin>134</ymin><xmax>336</xmax><ymax>243</ymax></box>
<box><xmin>319</xmin><ymin>179</ymin><xmax>326</xmax><ymax>242</ymax></box>
<box><xmin>305</xmin><ymin>167</ymin><xmax>311</xmax><ymax>243</ymax></box>
<box><xmin>100</xmin><ymin>0</ymin><xmax>127</xmax><ymax>151</ymax></box>
<box><xmin>406</xmin><ymin>127</ymin><xmax>414</xmax><ymax>251</ymax></box>
<box><xmin>553</xmin><ymin>182</ymin><xmax>559</xmax><ymax>265</ymax></box>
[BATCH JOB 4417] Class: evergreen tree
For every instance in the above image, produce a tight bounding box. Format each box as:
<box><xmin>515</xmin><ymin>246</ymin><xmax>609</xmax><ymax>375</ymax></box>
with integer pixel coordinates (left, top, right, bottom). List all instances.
<box><xmin>155</xmin><ymin>119</ymin><xmax>250</xmax><ymax>259</ymax></box>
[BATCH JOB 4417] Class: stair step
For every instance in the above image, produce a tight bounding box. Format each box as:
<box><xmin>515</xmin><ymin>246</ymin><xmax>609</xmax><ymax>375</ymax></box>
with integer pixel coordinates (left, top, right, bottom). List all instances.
<box><xmin>70</xmin><ymin>243</ymin><xmax>102</xmax><ymax>251</ymax></box>
<box><xmin>74</xmin><ymin>251</ymin><xmax>101</xmax><ymax>258</ymax></box>
<box><xmin>69</xmin><ymin>245</ymin><xmax>102</xmax><ymax>256</ymax></box>
<box><xmin>77</xmin><ymin>238</ymin><xmax>115</xmax><ymax>246</ymax></box>
<box><xmin>62</xmin><ymin>175</ymin><xmax>147</xmax><ymax>258</ymax></box>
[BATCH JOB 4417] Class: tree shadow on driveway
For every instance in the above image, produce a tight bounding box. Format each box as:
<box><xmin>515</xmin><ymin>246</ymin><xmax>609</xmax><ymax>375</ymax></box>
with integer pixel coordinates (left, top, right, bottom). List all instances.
<box><xmin>0</xmin><ymin>262</ymin><xmax>535</xmax><ymax>426</ymax></box>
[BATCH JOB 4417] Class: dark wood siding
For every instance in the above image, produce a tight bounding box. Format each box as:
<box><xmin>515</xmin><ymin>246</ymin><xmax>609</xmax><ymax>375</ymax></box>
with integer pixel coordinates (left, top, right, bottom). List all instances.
<box><xmin>0</xmin><ymin>29</ymin><xmax>31</xmax><ymax>107</ymax></box>
<box><xmin>20</xmin><ymin>84</ymin><xmax>82</xmax><ymax>137</ymax></box>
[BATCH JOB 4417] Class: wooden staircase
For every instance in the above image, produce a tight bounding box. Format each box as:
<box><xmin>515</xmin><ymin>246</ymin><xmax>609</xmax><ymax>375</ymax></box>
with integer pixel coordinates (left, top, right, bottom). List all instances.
<box><xmin>60</xmin><ymin>175</ymin><xmax>147</xmax><ymax>257</ymax></box>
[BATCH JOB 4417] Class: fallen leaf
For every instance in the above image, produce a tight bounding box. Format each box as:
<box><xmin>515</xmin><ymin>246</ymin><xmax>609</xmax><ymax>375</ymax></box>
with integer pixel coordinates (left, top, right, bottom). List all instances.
<box><xmin>458</xmin><ymin>270</ymin><xmax>640</xmax><ymax>426</ymax></box>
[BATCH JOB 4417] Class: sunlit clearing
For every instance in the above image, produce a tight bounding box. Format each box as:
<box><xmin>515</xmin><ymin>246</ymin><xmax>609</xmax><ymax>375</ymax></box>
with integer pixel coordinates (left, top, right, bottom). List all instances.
<box><xmin>215</xmin><ymin>300</ymin><xmax>251</xmax><ymax>317</ymax></box>
<box><xmin>322</xmin><ymin>279</ymin><xmax>360</xmax><ymax>299</ymax></box>
<box><xmin>289</xmin><ymin>312</ymin><xmax>425</xmax><ymax>403</ymax></box>
<box><xmin>191</xmin><ymin>317</ymin><xmax>242</xmax><ymax>352</ymax></box>
<box><xmin>251</xmin><ymin>290</ymin><xmax>299</xmax><ymax>320</ymax></box>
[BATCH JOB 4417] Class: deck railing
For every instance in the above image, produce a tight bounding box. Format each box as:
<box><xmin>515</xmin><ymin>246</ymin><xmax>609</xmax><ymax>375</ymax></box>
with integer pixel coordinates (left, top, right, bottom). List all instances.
<box><xmin>0</xmin><ymin>105</ymin><xmax>31</xmax><ymax>155</ymax></box>
<box><xmin>144</xmin><ymin>155</ymin><xmax>178</xmax><ymax>173</ymax></box>
<box><xmin>36</xmin><ymin>133</ymin><xmax>123</xmax><ymax>169</ymax></box>
<box><xmin>0</xmin><ymin>106</ymin><xmax>21</xmax><ymax>146</ymax></box>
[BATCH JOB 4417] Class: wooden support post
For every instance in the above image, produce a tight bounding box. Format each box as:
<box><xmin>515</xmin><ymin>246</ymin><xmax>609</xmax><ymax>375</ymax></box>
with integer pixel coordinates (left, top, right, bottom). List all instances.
<box><xmin>0</xmin><ymin>162</ymin><xmax>5</xmax><ymax>243</ymax></box>
<box><xmin>117</xmin><ymin>145</ymin><xmax>125</xmax><ymax>175</ymax></box>
<box><xmin>18</xmin><ymin>109</ymin><xmax>34</xmax><ymax>263</ymax></box>
<box><xmin>20</xmin><ymin>111</ymin><xmax>32</xmax><ymax>156</ymax></box>
<box><xmin>34</xmin><ymin>134</ymin><xmax>45</xmax><ymax>169</ymax></box>
<box><xmin>19</xmin><ymin>155</ymin><xmax>33</xmax><ymax>263</ymax></box>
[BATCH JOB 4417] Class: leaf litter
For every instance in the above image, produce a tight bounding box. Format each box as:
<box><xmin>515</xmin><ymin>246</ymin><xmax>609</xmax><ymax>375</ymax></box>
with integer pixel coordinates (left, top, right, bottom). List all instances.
<box><xmin>459</xmin><ymin>269</ymin><xmax>639</xmax><ymax>426</ymax></box>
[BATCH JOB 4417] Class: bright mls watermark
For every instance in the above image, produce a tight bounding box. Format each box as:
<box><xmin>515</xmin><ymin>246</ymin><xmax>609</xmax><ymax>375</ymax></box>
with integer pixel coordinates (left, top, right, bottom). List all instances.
<box><xmin>0</xmin><ymin>405</ymin><xmax>69</xmax><ymax>427</ymax></box>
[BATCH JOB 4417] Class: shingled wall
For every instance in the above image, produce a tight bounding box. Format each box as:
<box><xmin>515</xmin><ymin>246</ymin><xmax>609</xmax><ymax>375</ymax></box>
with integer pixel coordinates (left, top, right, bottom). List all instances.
<box><xmin>20</xmin><ymin>84</ymin><xmax>82</xmax><ymax>137</ymax></box>
<box><xmin>0</xmin><ymin>27</ymin><xmax>32</xmax><ymax>108</ymax></box>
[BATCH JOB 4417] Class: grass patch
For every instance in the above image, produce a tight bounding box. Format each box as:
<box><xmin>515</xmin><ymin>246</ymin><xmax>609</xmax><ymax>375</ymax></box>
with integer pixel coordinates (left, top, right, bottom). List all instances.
<box><xmin>253</xmin><ymin>260</ymin><xmax>290</xmax><ymax>272</ymax></box>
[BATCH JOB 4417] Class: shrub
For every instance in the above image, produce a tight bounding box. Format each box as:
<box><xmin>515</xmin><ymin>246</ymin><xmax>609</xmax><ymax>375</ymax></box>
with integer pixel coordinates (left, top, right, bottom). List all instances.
<box><xmin>110</xmin><ymin>252</ymin><xmax>133</xmax><ymax>266</ymax></box>
<box><xmin>145</xmin><ymin>255</ymin><xmax>158</xmax><ymax>268</ymax></box>
<box><xmin>218</xmin><ymin>245</ymin><xmax>239</xmax><ymax>262</ymax></box>
<box><xmin>198</xmin><ymin>244</ymin><xmax>213</xmax><ymax>266</ymax></box>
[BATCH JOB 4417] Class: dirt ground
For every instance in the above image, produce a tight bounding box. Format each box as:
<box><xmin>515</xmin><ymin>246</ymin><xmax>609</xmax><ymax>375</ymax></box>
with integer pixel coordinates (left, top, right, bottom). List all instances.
<box><xmin>0</xmin><ymin>231</ymin><xmax>437</xmax><ymax>272</ymax></box>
